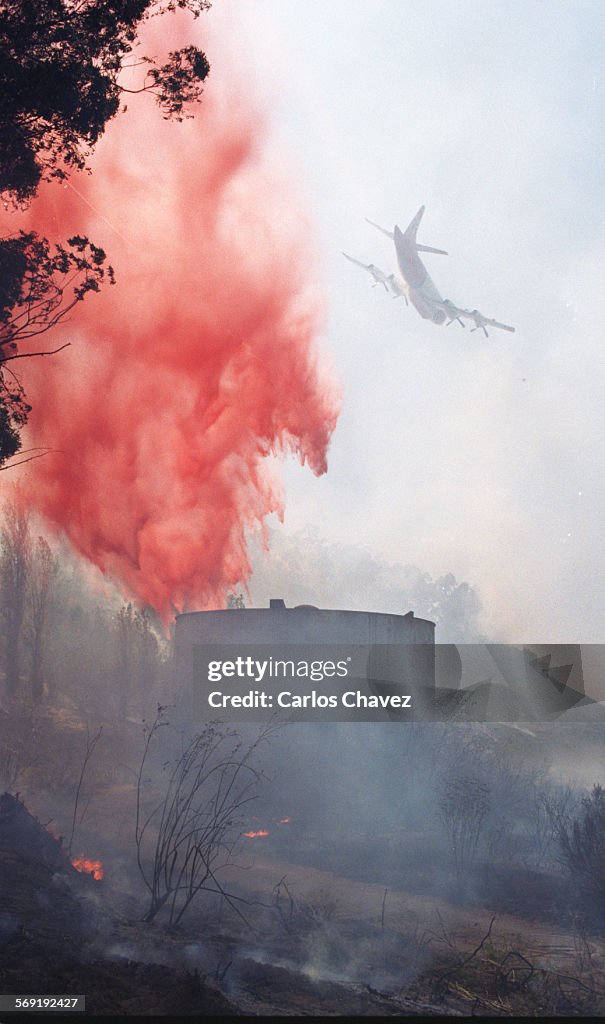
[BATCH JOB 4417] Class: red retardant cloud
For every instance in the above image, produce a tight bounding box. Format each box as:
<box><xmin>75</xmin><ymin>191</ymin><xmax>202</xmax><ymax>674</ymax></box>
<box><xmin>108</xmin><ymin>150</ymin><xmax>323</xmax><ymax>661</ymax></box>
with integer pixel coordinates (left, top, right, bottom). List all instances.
<box><xmin>11</xmin><ymin>17</ymin><xmax>339</xmax><ymax>618</ymax></box>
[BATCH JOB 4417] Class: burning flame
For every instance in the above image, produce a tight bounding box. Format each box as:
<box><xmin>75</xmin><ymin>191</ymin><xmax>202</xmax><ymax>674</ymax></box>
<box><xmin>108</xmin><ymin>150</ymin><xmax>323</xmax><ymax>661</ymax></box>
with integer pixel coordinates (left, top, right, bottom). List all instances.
<box><xmin>71</xmin><ymin>855</ymin><xmax>104</xmax><ymax>880</ymax></box>
<box><xmin>243</xmin><ymin>815</ymin><xmax>290</xmax><ymax>836</ymax></box>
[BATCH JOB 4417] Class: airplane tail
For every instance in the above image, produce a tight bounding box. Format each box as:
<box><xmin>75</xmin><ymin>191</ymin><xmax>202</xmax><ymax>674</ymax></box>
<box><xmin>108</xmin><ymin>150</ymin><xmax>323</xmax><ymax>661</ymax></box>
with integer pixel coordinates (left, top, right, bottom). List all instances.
<box><xmin>403</xmin><ymin>205</ymin><xmax>425</xmax><ymax>243</ymax></box>
<box><xmin>368</xmin><ymin>207</ymin><xmax>448</xmax><ymax>255</ymax></box>
<box><xmin>405</xmin><ymin>205</ymin><xmax>448</xmax><ymax>255</ymax></box>
<box><xmin>416</xmin><ymin>242</ymin><xmax>448</xmax><ymax>255</ymax></box>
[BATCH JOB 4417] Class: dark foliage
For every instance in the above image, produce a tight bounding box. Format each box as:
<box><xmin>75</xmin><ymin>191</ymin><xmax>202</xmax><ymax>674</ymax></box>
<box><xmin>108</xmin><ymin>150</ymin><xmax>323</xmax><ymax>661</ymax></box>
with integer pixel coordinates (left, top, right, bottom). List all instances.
<box><xmin>0</xmin><ymin>231</ymin><xmax>114</xmax><ymax>466</ymax></box>
<box><xmin>0</xmin><ymin>0</ymin><xmax>211</xmax><ymax>204</ymax></box>
<box><xmin>0</xmin><ymin>0</ymin><xmax>211</xmax><ymax>465</ymax></box>
<box><xmin>554</xmin><ymin>784</ymin><xmax>605</xmax><ymax>925</ymax></box>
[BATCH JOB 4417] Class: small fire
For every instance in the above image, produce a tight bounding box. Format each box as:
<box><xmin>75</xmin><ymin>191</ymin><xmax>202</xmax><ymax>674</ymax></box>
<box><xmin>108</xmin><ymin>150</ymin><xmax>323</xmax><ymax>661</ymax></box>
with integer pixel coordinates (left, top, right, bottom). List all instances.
<box><xmin>279</xmin><ymin>817</ymin><xmax>291</xmax><ymax>824</ymax></box>
<box><xmin>243</xmin><ymin>830</ymin><xmax>269</xmax><ymax>838</ymax></box>
<box><xmin>71</xmin><ymin>855</ymin><xmax>104</xmax><ymax>880</ymax></box>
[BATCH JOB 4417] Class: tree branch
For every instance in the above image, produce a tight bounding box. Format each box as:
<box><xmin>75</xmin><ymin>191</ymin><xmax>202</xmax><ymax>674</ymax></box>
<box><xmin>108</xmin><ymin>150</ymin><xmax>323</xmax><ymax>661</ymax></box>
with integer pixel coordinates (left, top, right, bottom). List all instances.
<box><xmin>0</xmin><ymin>449</ymin><xmax>58</xmax><ymax>471</ymax></box>
<box><xmin>2</xmin><ymin>343</ymin><xmax>71</xmax><ymax>362</ymax></box>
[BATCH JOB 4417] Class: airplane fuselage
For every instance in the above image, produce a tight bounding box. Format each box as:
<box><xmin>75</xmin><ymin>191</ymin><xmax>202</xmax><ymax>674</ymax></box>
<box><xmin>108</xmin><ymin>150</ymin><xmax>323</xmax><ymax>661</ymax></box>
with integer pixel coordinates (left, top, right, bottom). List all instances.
<box><xmin>349</xmin><ymin>207</ymin><xmax>515</xmax><ymax>336</ymax></box>
<box><xmin>393</xmin><ymin>225</ymin><xmax>446</xmax><ymax>324</ymax></box>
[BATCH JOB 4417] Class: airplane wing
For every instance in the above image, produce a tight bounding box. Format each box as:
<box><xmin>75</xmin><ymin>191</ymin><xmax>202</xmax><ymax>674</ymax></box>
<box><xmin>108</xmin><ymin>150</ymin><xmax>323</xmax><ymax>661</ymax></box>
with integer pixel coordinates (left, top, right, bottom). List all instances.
<box><xmin>440</xmin><ymin>300</ymin><xmax>467</xmax><ymax>327</ymax></box>
<box><xmin>471</xmin><ymin>314</ymin><xmax>515</xmax><ymax>335</ymax></box>
<box><xmin>342</xmin><ymin>252</ymin><xmax>390</xmax><ymax>291</ymax></box>
<box><xmin>438</xmin><ymin>301</ymin><xmax>515</xmax><ymax>336</ymax></box>
<box><xmin>365</xmin><ymin>218</ymin><xmax>394</xmax><ymax>240</ymax></box>
<box><xmin>463</xmin><ymin>309</ymin><xmax>515</xmax><ymax>335</ymax></box>
<box><xmin>342</xmin><ymin>252</ymin><xmax>374</xmax><ymax>270</ymax></box>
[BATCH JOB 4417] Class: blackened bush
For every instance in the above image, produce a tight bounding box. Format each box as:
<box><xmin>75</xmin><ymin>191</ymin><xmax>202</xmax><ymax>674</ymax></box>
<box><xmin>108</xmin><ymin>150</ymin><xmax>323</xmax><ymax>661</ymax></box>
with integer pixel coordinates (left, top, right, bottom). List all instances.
<box><xmin>554</xmin><ymin>784</ymin><xmax>605</xmax><ymax>926</ymax></box>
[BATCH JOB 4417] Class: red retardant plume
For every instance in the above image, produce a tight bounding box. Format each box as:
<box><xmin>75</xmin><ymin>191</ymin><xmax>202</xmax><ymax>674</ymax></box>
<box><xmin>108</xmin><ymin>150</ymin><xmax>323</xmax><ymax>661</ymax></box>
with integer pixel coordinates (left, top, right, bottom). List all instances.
<box><xmin>10</xmin><ymin>17</ymin><xmax>339</xmax><ymax>618</ymax></box>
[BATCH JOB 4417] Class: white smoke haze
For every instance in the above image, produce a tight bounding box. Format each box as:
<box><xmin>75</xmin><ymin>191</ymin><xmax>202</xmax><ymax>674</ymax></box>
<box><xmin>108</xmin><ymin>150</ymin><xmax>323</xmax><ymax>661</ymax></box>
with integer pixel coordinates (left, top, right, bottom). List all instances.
<box><xmin>248</xmin><ymin>526</ymin><xmax>484</xmax><ymax>642</ymax></box>
<box><xmin>235</xmin><ymin>0</ymin><xmax>605</xmax><ymax>646</ymax></box>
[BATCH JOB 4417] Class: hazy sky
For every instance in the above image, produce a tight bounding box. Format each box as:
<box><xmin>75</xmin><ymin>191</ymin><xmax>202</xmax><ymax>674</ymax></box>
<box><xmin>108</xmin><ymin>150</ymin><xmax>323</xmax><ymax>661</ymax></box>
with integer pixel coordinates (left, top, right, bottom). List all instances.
<box><xmin>220</xmin><ymin>0</ymin><xmax>605</xmax><ymax>642</ymax></box>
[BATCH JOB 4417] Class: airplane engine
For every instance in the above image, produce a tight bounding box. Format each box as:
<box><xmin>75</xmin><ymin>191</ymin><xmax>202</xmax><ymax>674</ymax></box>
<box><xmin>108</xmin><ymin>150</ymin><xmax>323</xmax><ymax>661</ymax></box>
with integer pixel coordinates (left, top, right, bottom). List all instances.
<box><xmin>431</xmin><ymin>309</ymin><xmax>446</xmax><ymax>324</ymax></box>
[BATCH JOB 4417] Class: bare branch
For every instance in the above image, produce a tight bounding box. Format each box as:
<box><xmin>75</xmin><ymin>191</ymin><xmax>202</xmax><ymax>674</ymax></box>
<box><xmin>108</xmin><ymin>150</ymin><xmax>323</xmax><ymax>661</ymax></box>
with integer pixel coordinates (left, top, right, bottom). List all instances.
<box><xmin>2</xmin><ymin>343</ymin><xmax>71</xmax><ymax>363</ymax></box>
<box><xmin>135</xmin><ymin>716</ymin><xmax>275</xmax><ymax>926</ymax></box>
<box><xmin>0</xmin><ymin>449</ymin><xmax>57</xmax><ymax>471</ymax></box>
<box><xmin>68</xmin><ymin>723</ymin><xmax>103</xmax><ymax>857</ymax></box>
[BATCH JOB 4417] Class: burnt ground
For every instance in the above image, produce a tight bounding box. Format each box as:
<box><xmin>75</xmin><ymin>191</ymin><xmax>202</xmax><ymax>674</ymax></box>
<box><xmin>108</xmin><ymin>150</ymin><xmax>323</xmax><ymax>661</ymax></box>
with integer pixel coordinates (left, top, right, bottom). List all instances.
<box><xmin>259</xmin><ymin>823</ymin><xmax>574</xmax><ymax>927</ymax></box>
<box><xmin>3</xmin><ymin>790</ymin><xmax>605</xmax><ymax>1018</ymax></box>
<box><xmin>2</xmin><ymin>704</ymin><xmax>605</xmax><ymax>1017</ymax></box>
<box><xmin>0</xmin><ymin>794</ymin><xmax>238</xmax><ymax>1018</ymax></box>
<box><xmin>212</xmin><ymin>855</ymin><xmax>605</xmax><ymax>1016</ymax></box>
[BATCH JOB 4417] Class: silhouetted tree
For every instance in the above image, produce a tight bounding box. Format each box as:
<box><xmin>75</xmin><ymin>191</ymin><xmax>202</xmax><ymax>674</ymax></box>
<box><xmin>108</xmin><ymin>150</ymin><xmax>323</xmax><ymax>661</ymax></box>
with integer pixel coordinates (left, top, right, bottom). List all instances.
<box><xmin>115</xmin><ymin>603</ymin><xmax>164</xmax><ymax>713</ymax></box>
<box><xmin>439</xmin><ymin>773</ymin><xmax>490</xmax><ymax>879</ymax></box>
<box><xmin>0</xmin><ymin>498</ymin><xmax>31</xmax><ymax>695</ymax></box>
<box><xmin>28</xmin><ymin>535</ymin><xmax>57</xmax><ymax>700</ymax></box>
<box><xmin>0</xmin><ymin>232</ymin><xmax>115</xmax><ymax>466</ymax></box>
<box><xmin>67</xmin><ymin>721</ymin><xmax>103</xmax><ymax>856</ymax></box>
<box><xmin>42</xmin><ymin>557</ymin><xmax>117</xmax><ymax>712</ymax></box>
<box><xmin>0</xmin><ymin>0</ymin><xmax>211</xmax><ymax>463</ymax></box>
<box><xmin>553</xmin><ymin>784</ymin><xmax>605</xmax><ymax>923</ymax></box>
<box><xmin>0</xmin><ymin>0</ymin><xmax>211</xmax><ymax>205</ymax></box>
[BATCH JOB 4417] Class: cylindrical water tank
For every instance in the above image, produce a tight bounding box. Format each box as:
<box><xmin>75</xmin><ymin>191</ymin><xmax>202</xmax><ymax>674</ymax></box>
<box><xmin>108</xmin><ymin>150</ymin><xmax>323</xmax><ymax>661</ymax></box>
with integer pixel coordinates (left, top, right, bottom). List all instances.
<box><xmin>175</xmin><ymin>600</ymin><xmax>435</xmax><ymax>720</ymax></box>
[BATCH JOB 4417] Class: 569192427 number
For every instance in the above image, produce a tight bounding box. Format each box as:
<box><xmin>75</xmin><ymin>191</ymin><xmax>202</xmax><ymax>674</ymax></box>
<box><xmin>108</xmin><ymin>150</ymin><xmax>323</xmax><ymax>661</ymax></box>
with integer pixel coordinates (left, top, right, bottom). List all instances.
<box><xmin>0</xmin><ymin>995</ymin><xmax>85</xmax><ymax>1011</ymax></box>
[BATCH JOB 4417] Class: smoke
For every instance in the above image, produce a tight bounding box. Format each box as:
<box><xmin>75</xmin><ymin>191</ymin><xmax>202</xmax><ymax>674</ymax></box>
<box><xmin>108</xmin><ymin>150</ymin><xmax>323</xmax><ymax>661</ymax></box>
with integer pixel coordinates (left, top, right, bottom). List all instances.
<box><xmin>11</xmin><ymin>12</ymin><xmax>339</xmax><ymax>617</ymax></box>
<box><xmin>249</xmin><ymin>525</ymin><xmax>484</xmax><ymax>642</ymax></box>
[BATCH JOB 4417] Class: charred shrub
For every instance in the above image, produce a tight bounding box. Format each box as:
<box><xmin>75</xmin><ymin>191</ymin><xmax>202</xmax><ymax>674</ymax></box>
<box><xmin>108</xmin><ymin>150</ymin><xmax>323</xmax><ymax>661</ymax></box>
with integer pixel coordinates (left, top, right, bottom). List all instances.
<box><xmin>553</xmin><ymin>784</ymin><xmax>605</xmax><ymax>930</ymax></box>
